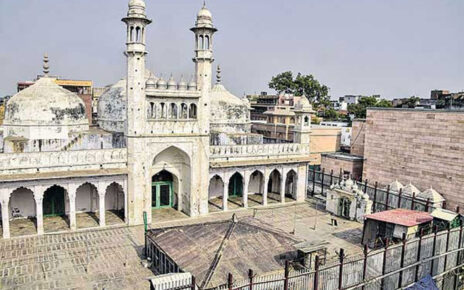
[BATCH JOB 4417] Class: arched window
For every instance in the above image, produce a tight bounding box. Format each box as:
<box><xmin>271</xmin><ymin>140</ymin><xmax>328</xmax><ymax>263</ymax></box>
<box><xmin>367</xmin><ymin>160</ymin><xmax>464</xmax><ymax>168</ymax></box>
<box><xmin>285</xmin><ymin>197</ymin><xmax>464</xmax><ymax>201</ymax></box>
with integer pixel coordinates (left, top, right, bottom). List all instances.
<box><xmin>304</xmin><ymin>116</ymin><xmax>310</xmax><ymax>126</ymax></box>
<box><xmin>204</xmin><ymin>35</ymin><xmax>210</xmax><ymax>50</ymax></box>
<box><xmin>160</xmin><ymin>103</ymin><xmax>166</xmax><ymax>119</ymax></box>
<box><xmin>199</xmin><ymin>35</ymin><xmax>204</xmax><ymax>50</ymax></box>
<box><xmin>170</xmin><ymin>103</ymin><xmax>178</xmax><ymax>119</ymax></box>
<box><xmin>130</xmin><ymin>26</ymin><xmax>134</xmax><ymax>42</ymax></box>
<box><xmin>141</xmin><ymin>27</ymin><xmax>145</xmax><ymax>43</ymax></box>
<box><xmin>150</xmin><ymin>102</ymin><xmax>155</xmax><ymax>118</ymax></box>
<box><xmin>181</xmin><ymin>103</ymin><xmax>188</xmax><ymax>119</ymax></box>
<box><xmin>135</xmin><ymin>27</ymin><xmax>141</xmax><ymax>43</ymax></box>
<box><xmin>189</xmin><ymin>104</ymin><xmax>197</xmax><ymax>119</ymax></box>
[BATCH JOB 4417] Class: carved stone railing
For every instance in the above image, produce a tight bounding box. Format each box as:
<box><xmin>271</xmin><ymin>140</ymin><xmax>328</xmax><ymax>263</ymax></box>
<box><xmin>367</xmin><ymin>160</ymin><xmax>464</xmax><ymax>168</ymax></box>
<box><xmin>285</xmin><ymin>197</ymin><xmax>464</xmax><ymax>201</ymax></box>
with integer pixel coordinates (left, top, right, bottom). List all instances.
<box><xmin>0</xmin><ymin>148</ymin><xmax>127</xmax><ymax>176</ymax></box>
<box><xmin>210</xmin><ymin>143</ymin><xmax>310</xmax><ymax>161</ymax></box>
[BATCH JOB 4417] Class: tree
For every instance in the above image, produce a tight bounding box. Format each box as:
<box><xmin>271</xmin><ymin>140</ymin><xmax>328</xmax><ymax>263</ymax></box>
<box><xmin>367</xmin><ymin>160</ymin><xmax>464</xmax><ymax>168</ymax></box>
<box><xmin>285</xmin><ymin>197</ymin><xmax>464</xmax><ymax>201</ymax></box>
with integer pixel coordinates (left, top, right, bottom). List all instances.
<box><xmin>348</xmin><ymin>96</ymin><xmax>392</xmax><ymax>119</ymax></box>
<box><xmin>405</xmin><ymin>96</ymin><xmax>420</xmax><ymax>108</ymax></box>
<box><xmin>268</xmin><ymin>71</ymin><xmax>330</xmax><ymax>106</ymax></box>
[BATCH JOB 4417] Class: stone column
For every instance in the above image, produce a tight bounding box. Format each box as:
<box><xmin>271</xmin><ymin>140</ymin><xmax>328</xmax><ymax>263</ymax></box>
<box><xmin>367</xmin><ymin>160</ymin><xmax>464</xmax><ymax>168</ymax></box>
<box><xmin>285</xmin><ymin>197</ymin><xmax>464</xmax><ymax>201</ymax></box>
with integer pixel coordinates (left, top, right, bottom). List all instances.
<box><xmin>242</xmin><ymin>173</ymin><xmax>249</xmax><ymax>208</ymax></box>
<box><xmin>97</xmin><ymin>182</ymin><xmax>107</xmax><ymax>227</ymax></box>
<box><xmin>223</xmin><ymin>180</ymin><xmax>229</xmax><ymax>211</ymax></box>
<box><xmin>67</xmin><ymin>183</ymin><xmax>78</xmax><ymax>231</ymax></box>
<box><xmin>1</xmin><ymin>200</ymin><xmax>10</xmax><ymax>239</ymax></box>
<box><xmin>35</xmin><ymin>196</ymin><xmax>44</xmax><ymax>235</ymax></box>
<box><xmin>280</xmin><ymin>169</ymin><xmax>286</xmax><ymax>204</ymax></box>
<box><xmin>263</xmin><ymin>175</ymin><xmax>269</xmax><ymax>206</ymax></box>
<box><xmin>69</xmin><ymin>193</ymin><xmax>77</xmax><ymax>231</ymax></box>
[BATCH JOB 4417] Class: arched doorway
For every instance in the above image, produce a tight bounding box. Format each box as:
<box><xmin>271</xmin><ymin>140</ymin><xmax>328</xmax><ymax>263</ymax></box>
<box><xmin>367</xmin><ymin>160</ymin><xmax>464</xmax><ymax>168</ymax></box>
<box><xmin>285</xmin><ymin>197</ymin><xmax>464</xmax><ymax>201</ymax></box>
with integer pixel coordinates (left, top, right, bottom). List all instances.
<box><xmin>208</xmin><ymin>175</ymin><xmax>225</xmax><ymax>211</ymax></box>
<box><xmin>285</xmin><ymin>170</ymin><xmax>298</xmax><ymax>200</ymax></box>
<box><xmin>43</xmin><ymin>185</ymin><xmax>66</xmax><ymax>217</ymax></box>
<box><xmin>9</xmin><ymin>187</ymin><xmax>36</xmax><ymax>236</ymax></box>
<box><xmin>105</xmin><ymin>182</ymin><xmax>125</xmax><ymax>224</ymax></box>
<box><xmin>152</xmin><ymin>146</ymin><xmax>191</xmax><ymax>216</ymax></box>
<box><xmin>228</xmin><ymin>173</ymin><xmax>243</xmax><ymax>197</ymax></box>
<box><xmin>43</xmin><ymin>185</ymin><xmax>69</xmax><ymax>233</ymax></box>
<box><xmin>76</xmin><ymin>183</ymin><xmax>99</xmax><ymax>228</ymax></box>
<box><xmin>248</xmin><ymin>170</ymin><xmax>264</xmax><ymax>205</ymax></box>
<box><xmin>268</xmin><ymin>169</ymin><xmax>282</xmax><ymax>202</ymax></box>
<box><xmin>338</xmin><ymin>197</ymin><xmax>351</xmax><ymax>219</ymax></box>
<box><xmin>152</xmin><ymin>170</ymin><xmax>175</xmax><ymax>209</ymax></box>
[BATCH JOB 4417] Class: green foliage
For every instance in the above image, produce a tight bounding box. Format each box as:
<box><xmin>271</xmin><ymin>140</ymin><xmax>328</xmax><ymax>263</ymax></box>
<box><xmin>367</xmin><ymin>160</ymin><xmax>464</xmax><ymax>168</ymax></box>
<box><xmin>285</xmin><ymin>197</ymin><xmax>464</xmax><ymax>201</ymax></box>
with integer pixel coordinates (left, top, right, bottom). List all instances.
<box><xmin>268</xmin><ymin>71</ymin><xmax>329</xmax><ymax>107</ymax></box>
<box><xmin>322</xmin><ymin>108</ymin><xmax>339</xmax><ymax>120</ymax></box>
<box><xmin>348</xmin><ymin>96</ymin><xmax>392</xmax><ymax>119</ymax></box>
<box><xmin>405</xmin><ymin>96</ymin><xmax>420</xmax><ymax>108</ymax></box>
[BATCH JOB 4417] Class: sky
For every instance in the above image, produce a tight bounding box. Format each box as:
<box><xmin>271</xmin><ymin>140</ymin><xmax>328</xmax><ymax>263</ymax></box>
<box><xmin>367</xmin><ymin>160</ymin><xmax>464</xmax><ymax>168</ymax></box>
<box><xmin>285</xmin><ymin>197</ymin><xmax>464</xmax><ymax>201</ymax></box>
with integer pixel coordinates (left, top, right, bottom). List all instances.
<box><xmin>0</xmin><ymin>0</ymin><xmax>463</xmax><ymax>100</ymax></box>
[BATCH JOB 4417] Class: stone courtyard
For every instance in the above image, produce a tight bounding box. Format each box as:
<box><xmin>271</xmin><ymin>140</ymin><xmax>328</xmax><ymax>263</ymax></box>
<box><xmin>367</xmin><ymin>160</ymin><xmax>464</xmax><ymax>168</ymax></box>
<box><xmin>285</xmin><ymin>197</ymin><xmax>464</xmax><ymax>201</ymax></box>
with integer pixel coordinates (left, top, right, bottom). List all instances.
<box><xmin>0</xmin><ymin>200</ymin><xmax>364</xmax><ymax>289</ymax></box>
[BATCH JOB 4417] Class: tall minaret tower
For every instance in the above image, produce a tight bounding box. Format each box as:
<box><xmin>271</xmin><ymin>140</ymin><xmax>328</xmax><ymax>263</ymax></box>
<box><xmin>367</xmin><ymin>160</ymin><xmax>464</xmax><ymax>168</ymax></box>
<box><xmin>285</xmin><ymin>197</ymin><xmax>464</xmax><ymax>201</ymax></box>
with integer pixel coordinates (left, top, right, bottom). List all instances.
<box><xmin>191</xmin><ymin>3</ymin><xmax>217</xmax><ymax>134</ymax></box>
<box><xmin>122</xmin><ymin>0</ymin><xmax>151</xmax><ymax>225</ymax></box>
<box><xmin>122</xmin><ymin>0</ymin><xmax>151</xmax><ymax>136</ymax></box>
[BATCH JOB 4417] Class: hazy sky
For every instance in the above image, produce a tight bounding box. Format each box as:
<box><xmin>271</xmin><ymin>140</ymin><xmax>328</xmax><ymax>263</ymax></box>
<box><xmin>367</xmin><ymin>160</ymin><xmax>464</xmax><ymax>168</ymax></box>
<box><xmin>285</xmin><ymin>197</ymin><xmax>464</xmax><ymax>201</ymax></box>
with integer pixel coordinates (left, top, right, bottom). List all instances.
<box><xmin>0</xmin><ymin>0</ymin><xmax>463</xmax><ymax>99</ymax></box>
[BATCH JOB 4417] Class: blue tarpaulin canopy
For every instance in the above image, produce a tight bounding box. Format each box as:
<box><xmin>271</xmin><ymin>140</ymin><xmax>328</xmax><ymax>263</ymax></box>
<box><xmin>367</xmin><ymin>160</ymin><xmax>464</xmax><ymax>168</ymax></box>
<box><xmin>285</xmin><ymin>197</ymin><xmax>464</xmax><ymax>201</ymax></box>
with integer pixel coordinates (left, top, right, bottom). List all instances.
<box><xmin>405</xmin><ymin>275</ymin><xmax>438</xmax><ymax>290</ymax></box>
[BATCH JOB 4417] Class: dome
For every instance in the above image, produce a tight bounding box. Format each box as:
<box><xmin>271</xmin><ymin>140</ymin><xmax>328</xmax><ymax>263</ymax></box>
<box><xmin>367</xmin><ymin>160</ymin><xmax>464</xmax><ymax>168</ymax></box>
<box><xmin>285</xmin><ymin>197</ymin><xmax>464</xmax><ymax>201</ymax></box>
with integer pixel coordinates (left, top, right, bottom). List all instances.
<box><xmin>167</xmin><ymin>75</ymin><xmax>177</xmax><ymax>90</ymax></box>
<box><xmin>295</xmin><ymin>97</ymin><xmax>312</xmax><ymax>111</ymax></box>
<box><xmin>129</xmin><ymin>0</ymin><xmax>145</xmax><ymax>8</ymax></box>
<box><xmin>210</xmin><ymin>83</ymin><xmax>251</xmax><ymax>133</ymax></box>
<box><xmin>4</xmin><ymin>77</ymin><xmax>87</xmax><ymax>127</ymax></box>
<box><xmin>157</xmin><ymin>77</ymin><xmax>167</xmax><ymax>90</ymax></box>
<box><xmin>97</xmin><ymin>79</ymin><xmax>127</xmax><ymax>133</ymax></box>
<box><xmin>188</xmin><ymin>79</ymin><xmax>197</xmax><ymax>91</ymax></box>
<box><xmin>388</xmin><ymin>180</ymin><xmax>404</xmax><ymax>192</ymax></box>
<box><xmin>419</xmin><ymin>188</ymin><xmax>445</xmax><ymax>203</ymax></box>
<box><xmin>198</xmin><ymin>7</ymin><xmax>212</xmax><ymax>19</ymax></box>
<box><xmin>178</xmin><ymin>77</ymin><xmax>187</xmax><ymax>90</ymax></box>
<box><xmin>146</xmin><ymin>74</ymin><xmax>157</xmax><ymax>89</ymax></box>
<box><xmin>402</xmin><ymin>183</ymin><xmax>420</xmax><ymax>196</ymax></box>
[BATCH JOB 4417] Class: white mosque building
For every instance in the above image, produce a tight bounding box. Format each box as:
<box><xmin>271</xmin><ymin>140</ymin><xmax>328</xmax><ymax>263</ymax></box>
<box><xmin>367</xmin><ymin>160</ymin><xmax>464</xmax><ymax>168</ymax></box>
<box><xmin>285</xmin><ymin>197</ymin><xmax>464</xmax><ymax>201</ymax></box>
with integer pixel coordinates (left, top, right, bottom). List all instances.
<box><xmin>0</xmin><ymin>0</ymin><xmax>312</xmax><ymax>239</ymax></box>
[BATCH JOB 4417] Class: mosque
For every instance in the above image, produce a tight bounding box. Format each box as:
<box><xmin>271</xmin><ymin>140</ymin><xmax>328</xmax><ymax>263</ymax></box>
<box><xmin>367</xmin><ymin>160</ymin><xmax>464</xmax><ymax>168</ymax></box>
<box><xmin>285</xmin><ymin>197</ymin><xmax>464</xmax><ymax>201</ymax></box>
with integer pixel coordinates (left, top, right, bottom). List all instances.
<box><xmin>0</xmin><ymin>0</ymin><xmax>312</xmax><ymax>239</ymax></box>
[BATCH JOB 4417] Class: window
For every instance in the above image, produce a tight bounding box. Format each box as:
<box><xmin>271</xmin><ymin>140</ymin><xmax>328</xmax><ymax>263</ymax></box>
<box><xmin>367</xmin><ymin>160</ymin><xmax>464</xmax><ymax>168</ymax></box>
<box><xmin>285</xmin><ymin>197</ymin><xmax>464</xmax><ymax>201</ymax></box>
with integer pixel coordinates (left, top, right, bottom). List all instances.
<box><xmin>198</xmin><ymin>35</ymin><xmax>204</xmax><ymax>50</ymax></box>
<box><xmin>135</xmin><ymin>27</ymin><xmax>141</xmax><ymax>42</ymax></box>
<box><xmin>189</xmin><ymin>104</ymin><xmax>197</xmax><ymax>119</ymax></box>
<box><xmin>181</xmin><ymin>103</ymin><xmax>188</xmax><ymax>119</ymax></box>
<box><xmin>204</xmin><ymin>35</ymin><xmax>210</xmax><ymax>49</ymax></box>
<box><xmin>169</xmin><ymin>103</ymin><xmax>178</xmax><ymax>119</ymax></box>
<box><xmin>160</xmin><ymin>103</ymin><xmax>166</xmax><ymax>119</ymax></box>
<box><xmin>130</xmin><ymin>26</ymin><xmax>134</xmax><ymax>42</ymax></box>
<box><xmin>304</xmin><ymin>116</ymin><xmax>310</xmax><ymax>126</ymax></box>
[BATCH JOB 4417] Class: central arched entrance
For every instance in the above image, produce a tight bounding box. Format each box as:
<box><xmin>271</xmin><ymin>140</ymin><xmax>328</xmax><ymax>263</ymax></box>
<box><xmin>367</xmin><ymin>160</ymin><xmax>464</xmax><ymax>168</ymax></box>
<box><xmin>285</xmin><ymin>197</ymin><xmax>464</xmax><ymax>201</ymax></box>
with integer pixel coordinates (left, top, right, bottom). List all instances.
<box><xmin>43</xmin><ymin>186</ymin><xmax>66</xmax><ymax>217</ymax></box>
<box><xmin>152</xmin><ymin>170</ymin><xmax>174</xmax><ymax>209</ymax></box>
<box><xmin>228</xmin><ymin>173</ymin><xmax>243</xmax><ymax>197</ymax></box>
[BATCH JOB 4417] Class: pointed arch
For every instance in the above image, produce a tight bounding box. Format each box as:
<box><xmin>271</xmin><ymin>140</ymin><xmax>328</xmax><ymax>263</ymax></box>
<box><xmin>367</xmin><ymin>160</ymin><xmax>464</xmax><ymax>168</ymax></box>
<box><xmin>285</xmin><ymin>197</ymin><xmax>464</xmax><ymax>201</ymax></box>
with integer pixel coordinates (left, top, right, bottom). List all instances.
<box><xmin>248</xmin><ymin>170</ymin><xmax>264</xmax><ymax>196</ymax></box>
<box><xmin>285</xmin><ymin>169</ymin><xmax>298</xmax><ymax>200</ymax></box>
<box><xmin>75</xmin><ymin>182</ymin><xmax>99</xmax><ymax>227</ymax></box>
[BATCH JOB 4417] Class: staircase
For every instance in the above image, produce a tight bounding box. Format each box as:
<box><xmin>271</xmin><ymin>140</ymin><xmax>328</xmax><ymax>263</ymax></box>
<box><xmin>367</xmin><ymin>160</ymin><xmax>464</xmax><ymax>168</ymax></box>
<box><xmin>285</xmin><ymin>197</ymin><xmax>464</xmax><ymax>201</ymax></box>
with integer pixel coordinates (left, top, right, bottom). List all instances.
<box><xmin>60</xmin><ymin>133</ymin><xmax>83</xmax><ymax>151</ymax></box>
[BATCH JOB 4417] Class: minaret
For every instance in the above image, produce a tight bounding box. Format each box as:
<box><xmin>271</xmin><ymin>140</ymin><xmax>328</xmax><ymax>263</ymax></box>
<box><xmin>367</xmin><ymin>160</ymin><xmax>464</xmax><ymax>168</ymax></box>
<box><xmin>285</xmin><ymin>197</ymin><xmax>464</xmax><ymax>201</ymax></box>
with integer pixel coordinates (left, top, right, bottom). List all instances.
<box><xmin>122</xmin><ymin>0</ymin><xmax>151</xmax><ymax>226</ymax></box>
<box><xmin>191</xmin><ymin>3</ymin><xmax>217</xmax><ymax>91</ymax></box>
<box><xmin>191</xmin><ymin>3</ymin><xmax>217</xmax><ymax>134</ymax></box>
<box><xmin>122</xmin><ymin>0</ymin><xmax>151</xmax><ymax>136</ymax></box>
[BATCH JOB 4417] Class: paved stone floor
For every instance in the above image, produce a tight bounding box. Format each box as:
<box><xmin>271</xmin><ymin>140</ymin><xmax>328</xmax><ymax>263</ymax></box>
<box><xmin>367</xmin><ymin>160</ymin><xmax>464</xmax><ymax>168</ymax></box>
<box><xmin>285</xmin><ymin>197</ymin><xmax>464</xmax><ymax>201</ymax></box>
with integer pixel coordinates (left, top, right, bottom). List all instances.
<box><xmin>0</xmin><ymin>227</ymin><xmax>153</xmax><ymax>289</ymax></box>
<box><xmin>6</xmin><ymin>211</ymin><xmax>126</xmax><ymax>238</ymax></box>
<box><xmin>0</xmin><ymin>200</ymin><xmax>363</xmax><ymax>289</ymax></box>
<box><xmin>208</xmin><ymin>193</ymin><xmax>295</xmax><ymax>213</ymax></box>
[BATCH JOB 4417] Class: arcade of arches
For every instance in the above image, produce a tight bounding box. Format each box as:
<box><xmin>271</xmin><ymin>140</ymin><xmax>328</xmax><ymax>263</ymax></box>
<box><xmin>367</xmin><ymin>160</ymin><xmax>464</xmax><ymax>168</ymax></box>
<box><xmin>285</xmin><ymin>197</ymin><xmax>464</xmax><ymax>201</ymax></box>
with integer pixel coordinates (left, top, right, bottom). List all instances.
<box><xmin>0</xmin><ymin>178</ymin><xmax>126</xmax><ymax>239</ymax></box>
<box><xmin>208</xmin><ymin>167</ymin><xmax>301</xmax><ymax>212</ymax></box>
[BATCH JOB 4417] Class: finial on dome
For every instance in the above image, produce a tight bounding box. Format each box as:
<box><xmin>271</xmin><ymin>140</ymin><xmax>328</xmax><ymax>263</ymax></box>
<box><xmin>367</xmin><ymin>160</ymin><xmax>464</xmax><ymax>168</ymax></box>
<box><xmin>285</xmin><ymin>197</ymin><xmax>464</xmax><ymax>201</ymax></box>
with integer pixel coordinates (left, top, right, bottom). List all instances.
<box><xmin>43</xmin><ymin>53</ymin><xmax>50</xmax><ymax>76</ymax></box>
<box><xmin>203</xmin><ymin>0</ymin><xmax>206</xmax><ymax>8</ymax></box>
<box><xmin>216</xmin><ymin>65</ymin><xmax>222</xmax><ymax>84</ymax></box>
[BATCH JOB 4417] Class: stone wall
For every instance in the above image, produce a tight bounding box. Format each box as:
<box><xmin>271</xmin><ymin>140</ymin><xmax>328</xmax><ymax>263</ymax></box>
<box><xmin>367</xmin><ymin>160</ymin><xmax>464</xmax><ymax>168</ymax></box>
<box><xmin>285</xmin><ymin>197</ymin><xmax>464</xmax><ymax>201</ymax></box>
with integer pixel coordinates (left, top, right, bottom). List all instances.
<box><xmin>362</xmin><ymin>109</ymin><xmax>464</xmax><ymax>208</ymax></box>
<box><xmin>321</xmin><ymin>153</ymin><xmax>364</xmax><ymax>180</ymax></box>
<box><xmin>309</xmin><ymin>126</ymin><xmax>341</xmax><ymax>165</ymax></box>
<box><xmin>350</xmin><ymin>119</ymin><xmax>366</xmax><ymax>156</ymax></box>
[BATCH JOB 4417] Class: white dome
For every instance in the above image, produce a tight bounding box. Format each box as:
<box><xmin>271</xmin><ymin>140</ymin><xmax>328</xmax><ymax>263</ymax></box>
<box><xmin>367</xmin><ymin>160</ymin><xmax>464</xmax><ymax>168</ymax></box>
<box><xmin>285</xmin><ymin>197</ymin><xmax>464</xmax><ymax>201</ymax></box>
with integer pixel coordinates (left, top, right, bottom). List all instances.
<box><xmin>4</xmin><ymin>77</ymin><xmax>87</xmax><ymax>127</ymax></box>
<box><xmin>210</xmin><ymin>84</ymin><xmax>250</xmax><ymax>133</ymax></box>
<box><xmin>129</xmin><ymin>0</ymin><xmax>145</xmax><ymax>8</ymax></box>
<box><xmin>198</xmin><ymin>7</ymin><xmax>212</xmax><ymax>19</ymax></box>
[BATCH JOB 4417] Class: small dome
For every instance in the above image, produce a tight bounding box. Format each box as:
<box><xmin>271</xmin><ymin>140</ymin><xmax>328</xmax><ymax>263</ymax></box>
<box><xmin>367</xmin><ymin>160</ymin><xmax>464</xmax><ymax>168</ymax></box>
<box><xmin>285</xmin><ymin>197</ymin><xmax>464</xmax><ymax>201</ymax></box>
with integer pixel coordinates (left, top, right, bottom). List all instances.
<box><xmin>295</xmin><ymin>97</ymin><xmax>312</xmax><ymax>111</ymax></box>
<box><xmin>146</xmin><ymin>74</ymin><xmax>157</xmax><ymax>89</ymax></box>
<box><xmin>129</xmin><ymin>0</ymin><xmax>145</xmax><ymax>8</ymax></box>
<box><xmin>4</xmin><ymin>77</ymin><xmax>87</xmax><ymax>127</ymax></box>
<box><xmin>198</xmin><ymin>7</ymin><xmax>212</xmax><ymax>19</ymax></box>
<box><xmin>178</xmin><ymin>76</ymin><xmax>187</xmax><ymax>90</ymax></box>
<box><xmin>167</xmin><ymin>75</ymin><xmax>177</xmax><ymax>90</ymax></box>
<box><xmin>344</xmin><ymin>178</ymin><xmax>354</xmax><ymax>188</ymax></box>
<box><xmin>403</xmin><ymin>183</ymin><xmax>420</xmax><ymax>196</ymax></box>
<box><xmin>389</xmin><ymin>180</ymin><xmax>404</xmax><ymax>192</ymax></box>
<box><xmin>419</xmin><ymin>188</ymin><xmax>445</xmax><ymax>203</ymax></box>
<box><xmin>157</xmin><ymin>77</ymin><xmax>167</xmax><ymax>90</ymax></box>
<box><xmin>188</xmin><ymin>79</ymin><xmax>197</xmax><ymax>91</ymax></box>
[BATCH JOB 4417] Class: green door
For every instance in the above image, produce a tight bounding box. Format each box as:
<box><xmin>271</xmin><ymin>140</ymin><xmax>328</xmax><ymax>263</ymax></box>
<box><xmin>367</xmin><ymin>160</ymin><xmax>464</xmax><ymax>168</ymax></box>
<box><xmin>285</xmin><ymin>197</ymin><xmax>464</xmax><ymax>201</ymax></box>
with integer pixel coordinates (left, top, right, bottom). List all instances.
<box><xmin>152</xmin><ymin>181</ymin><xmax>173</xmax><ymax>209</ymax></box>
<box><xmin>43</xmin><ymin>187</ymin><xmax>65</xmax><ymax>217</ymax></box>
<box><xmin>228</xmin><ymin>174</ymin><xmax>243</xmax><ymax>197</ymax></box>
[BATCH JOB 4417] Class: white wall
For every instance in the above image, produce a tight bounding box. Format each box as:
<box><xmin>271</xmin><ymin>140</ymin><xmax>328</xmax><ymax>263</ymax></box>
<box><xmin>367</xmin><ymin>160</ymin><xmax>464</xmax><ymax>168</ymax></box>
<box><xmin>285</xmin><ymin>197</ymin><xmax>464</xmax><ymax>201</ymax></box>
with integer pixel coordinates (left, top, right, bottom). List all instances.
<box><xmin>9</xmin><ymin>188</ymin><xmax>36</xmax><ymax>218</ymax></box>
<box><xmin>208</xmin><ymin>177</ymin><xmax>224</xmax><ymax>198</ymax></box>
<box><xmin>248</xmin><ymin>173</ymin><xmax>263</xmax><ymax>194</ymax></box>
<box><xmin>76</xmin><ymin>183</ymin><xmax>98</xmax><ymax>213</ymax></box>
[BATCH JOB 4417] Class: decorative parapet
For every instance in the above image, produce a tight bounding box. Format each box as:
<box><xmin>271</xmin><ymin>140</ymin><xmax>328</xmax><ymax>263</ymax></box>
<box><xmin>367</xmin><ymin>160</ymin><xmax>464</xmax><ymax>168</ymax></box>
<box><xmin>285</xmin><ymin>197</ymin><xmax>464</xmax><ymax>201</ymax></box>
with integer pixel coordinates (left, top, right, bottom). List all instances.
<box><xmin>0</xmin><ymin>148</ymin><xmax>127</xmax><ymax>176</ymax></box>
<box><xmin>210</xmin><ymin>143</ymin><xmax>310</xmax><ymax>161</ymax></box>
